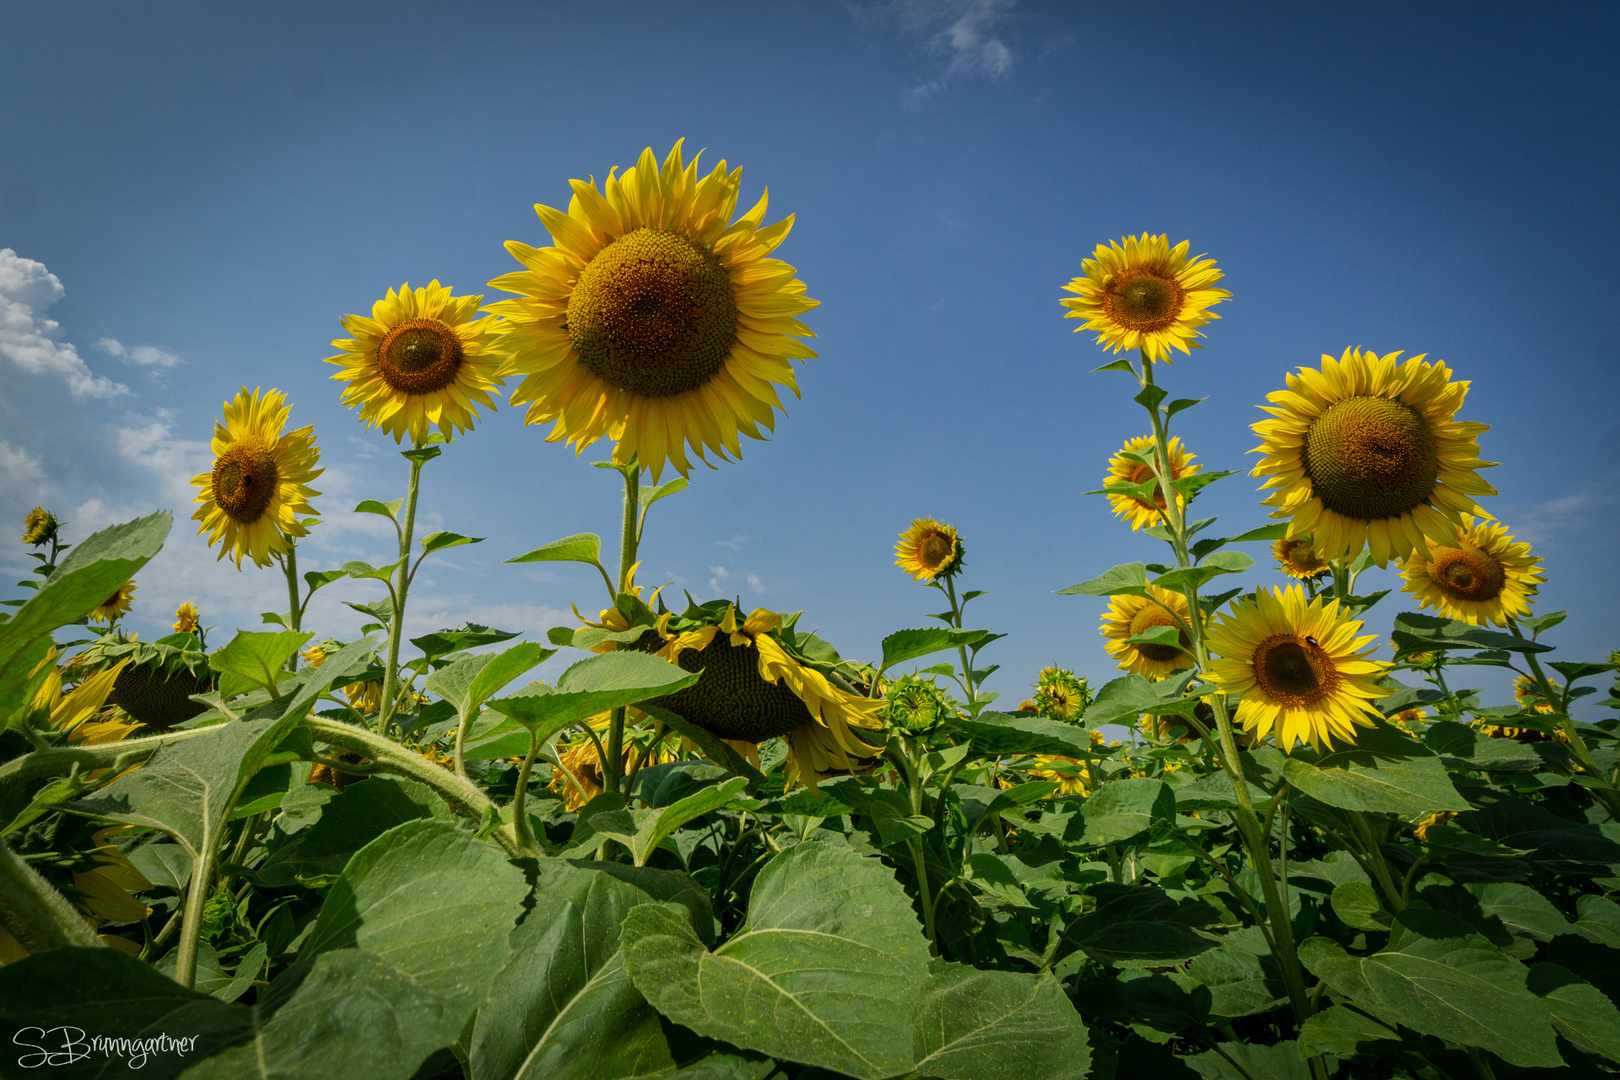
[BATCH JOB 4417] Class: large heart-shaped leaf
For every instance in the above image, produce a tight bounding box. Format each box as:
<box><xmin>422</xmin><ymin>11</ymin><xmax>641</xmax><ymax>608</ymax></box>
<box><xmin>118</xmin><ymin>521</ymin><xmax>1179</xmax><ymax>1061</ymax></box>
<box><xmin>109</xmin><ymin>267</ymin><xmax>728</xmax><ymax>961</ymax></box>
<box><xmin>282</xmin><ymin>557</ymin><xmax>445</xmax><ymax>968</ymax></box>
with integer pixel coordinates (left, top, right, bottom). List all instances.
<box><xmin>907</xmin><ymin>964</ymin><xmax>1091</xmax><ymax>1080</ymax></box>
<box><xmin>1283</xmin><ymin>723</ymin><xmax>1471</xmax><ymax>817</ymax></box>
<box><xmin>622</xmin><ymin>840</ymin><xmax>931</xmax><ymax>1079</ymax></box>
<box><xmin>486</xmin><ymin>651</ymin><xmax>699</xmax><ymax>742</ymax></box>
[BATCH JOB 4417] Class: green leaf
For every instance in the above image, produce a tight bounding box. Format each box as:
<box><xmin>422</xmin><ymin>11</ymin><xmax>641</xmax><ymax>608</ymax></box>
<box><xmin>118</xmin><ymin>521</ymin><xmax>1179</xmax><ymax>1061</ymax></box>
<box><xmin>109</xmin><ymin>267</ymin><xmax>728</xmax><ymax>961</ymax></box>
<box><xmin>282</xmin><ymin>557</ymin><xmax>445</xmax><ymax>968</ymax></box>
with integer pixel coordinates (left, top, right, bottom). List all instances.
<box><xmin>1423</xmin><ymin>720</ymin><xmax>1543</xmax><ymax>772</ymax></box>
<box><xmin>1282</xmin><ymin>722</ymin><xmax>1471</xmax><ymax>816</ymax></box>
<box><xmin>947</xmin><ymin>711</ymin><xmax>1096</xmax><ymax>757</ymax></box>
<box><xmin>1189</xmin><ymin>523</ymin><xmax>1289</xmax><ymax>563</ymax></box>
<box><xmin>1184</xmin><ymin>1040</ymin><xmax>1309</xmax><ymax>1080</ymax></box>
<box><xmin>1164</xmin><ymin>396</ymin><xmax>1206</xmax><ymax>419</ymax></box>
<box><xmin>208</xmin><ymin>629</ymin><xmax>311</xmax><ymax>699</ymax></box>
<box><xmin>1551</xmin><ymin>660</ymin><xmax>1618</xmax><ymax>682</ymax></box>
<box><xmin>1057</xmin><ymin>562</ymin><xmax>1148</xmax><ymax>598</ymax></box>
<box><xmin>424</xmin><ymin>640</ymin><xmax>553</xmax><ymax>723</ymax></box>
<box><xmin>621</xmin><ymin>840</ymin><xmax>931</xmax><ymax>1079</ymax></box>
<box><xmin>418</xmin><ymin>531</ymin><xmax>484</xmax><ymax>555</ymax></box>
<box><xmin>1576</xmin><ymin>895</ymin><xmax>1620</xmax><ymax>949</ymax></box>
<box><xmin>880</xmin><ymin>627</ymin><xmax>980</xmax><ymax>672</ymax></box>
<box><xmin>1476</xmin><ymin>882</ymin><xmax>1571</xmax><ymax>942</ymax></box>
<box><xmin>303</xmin><ymin>819</ymin><xmax>528</xmax><ymax>1013</ymax></box>
<box><xmin>353</xmin><ymin>498</ymin><xmax>403</xmax><ymax>520</ymax></box>
<box><xmin>468</xmin><ymin>860</ymin><xmax>715</xmax><ymax>1080</ymax></box>
<box><xmin>401</xmin><ymin>445</ymin><xmax>442</xmax><ymax>465</ymax></box>
<box><xmin>638</xmin><ymin>704</ymin><xmax>768</xmax><ymax>786</ymax></box>
<box><xmin>409</xmin><ymin>623</ymin><xmax>519</xmax><ymax>659</ymax></box>
<box><xmin>1529</xmin><ymin>962</ymin><xmax>1620</xmax><ymax>1065</ymax></box>
<box><xmin>1135</xmin><ymin>384</ymin><xmax>1168</xmax><ymax>411</ymax></box>
<box><xmin>906</xmin><ymin>964</ymin><xmax>1091</xmax><ymax>1080</ymax></box>
<box><xmin>1330</xmin><ymin>881</ymin><xmax>1392</xmax><ymax>931</ymax></box>
<box><xmin>302</xmin><ymin>568</ymin><xmax>348</xmax><ymax>595</ymax></box>
<box><xmin>256</xmin><ymin>777</ymin><xmax>448</xmax><ymax>885</ymax></box>
<box><xmin>506</xmin><ymin>532</ymin><xmax>605</xmax><ymax>566</ymax></box>
<box><xmin>1153</xmin><ymin>551</ymin><xmax>1253</xmax><ymax>593</ymax></box>
<box><xmin>1125</xmin><ymin>624</ymin><xmax>1184</xmax><ymax>650</ymax></box>
<box><xmin>1297</xmin><ymin>935</ymin><xmax>1562</xmax><ymax>1068</ymax></box>
<box><xmin>640</xmin><ymin>477</ymin><xmax>690</xmax><ymax>509</ymax></box>
<box><xmin>1085</xmin><ymin>671</ymin><xmax>1200</xmax><ymax>727</ymax></box>
<box><xmin>1092</xmin><ymin>358</ymin><xmax>1137</xmax><ymax>375</ymax></box>
<box><xmin>1077</xmin><ymin>777</ymin><xmax>1175</xmax><ymax>846</ymax></box>
<box><xmin>1296</xmin><ymin>1004</ymin><xmax>1400</xmax><ymax>1058</ymax></box>
<box><xmin>342</xmin><ymin>557</ymin><xmax>405</xmax><ymax>584</ymax></box>
<box><xmin>1522</xmin><ymin>610</ymin><xmax>1568</xmax><ymax>635</ymax></box>
<box><xmin>573</xmin><ymin>776</ymin><xmax>753</xmax><ymax>866</ymax></box>
<box><xmin>1062</xmin><ymin>885</ymin><xmax>1219</xmax><ymax>965</ymax></box>
<box><xmin>1392</xmin><ymin>611</ymin><xmax>1553</xmax><ymax>654</ymax></box>
<box><xmin>489</xmin><ymin>651</ymin><xmax>699</xmax><ymax>746</ymax></box>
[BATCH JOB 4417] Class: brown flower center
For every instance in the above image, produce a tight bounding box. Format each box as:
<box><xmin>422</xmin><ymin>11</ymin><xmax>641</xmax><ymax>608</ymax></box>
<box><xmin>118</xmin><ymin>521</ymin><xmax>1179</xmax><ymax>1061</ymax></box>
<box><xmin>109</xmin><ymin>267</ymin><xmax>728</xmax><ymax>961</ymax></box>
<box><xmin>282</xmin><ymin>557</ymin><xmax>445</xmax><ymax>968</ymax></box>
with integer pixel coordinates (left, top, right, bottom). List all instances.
<box><xmin>377</xmin><ymin>318</ymin><xmax>464</xmax><ymax>395</ymax></box>
<box><xmin>1302</xmin><ymin>396</ymin><xmax>1438</xmax><ymax>521</ymax></box>
<box><xmin>919</xmin><ymin>531</ymin><xmax>955</xmax><ymax>571</ymax></box>
<box><xmin>1429</xmin><ymin>543</ymin><xmax>1506</xmax><ymax>602</ymax></box>
<box><xmin>651</xmin><ymin>633</ymin><xmax>812</xmax><ymax>742</ymax></box>
<box><xmin>1253</xmin><ymin>635</ymin><xmax>1338</xmax><ymax>706</ymax></box>
<box><xmin>567</xmin><ymin>227</ymin><xmax>737</xmax><ymax>397</ymax></box>
<box><xmin>1127</xmin><ymin>463</ymin><xmax>1171</xmax><ymax>510</ymax></box>
<box><xmin>1103</xmin><ymin>269</ymin><xmax>1185</xmax><ymax>333</ymax></box>
<box><xmin>1128</xmin><ymin>604</ymin><xmax>1191</xmax><ymax>662</ymax></box>
<box><xmin>211</xmin><ymin>441</ymin><xmax>280</xmax><ymax>524</ymax></box>
<box><xmin>1279</xmin><ymin>539</ymin><xmax>1328</xmax><ymax>576</ymax></box>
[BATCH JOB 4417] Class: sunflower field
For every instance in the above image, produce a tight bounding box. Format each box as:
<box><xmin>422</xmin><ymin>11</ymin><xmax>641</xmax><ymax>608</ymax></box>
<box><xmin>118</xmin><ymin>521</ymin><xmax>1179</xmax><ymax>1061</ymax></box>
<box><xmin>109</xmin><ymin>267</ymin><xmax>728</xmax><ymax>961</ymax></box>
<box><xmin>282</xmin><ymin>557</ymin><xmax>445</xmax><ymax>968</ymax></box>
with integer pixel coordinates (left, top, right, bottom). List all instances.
<box><xmin>5</xmin><ymin>142</ymin><xmax>1620</xmax><ymax>1080</ymax></box>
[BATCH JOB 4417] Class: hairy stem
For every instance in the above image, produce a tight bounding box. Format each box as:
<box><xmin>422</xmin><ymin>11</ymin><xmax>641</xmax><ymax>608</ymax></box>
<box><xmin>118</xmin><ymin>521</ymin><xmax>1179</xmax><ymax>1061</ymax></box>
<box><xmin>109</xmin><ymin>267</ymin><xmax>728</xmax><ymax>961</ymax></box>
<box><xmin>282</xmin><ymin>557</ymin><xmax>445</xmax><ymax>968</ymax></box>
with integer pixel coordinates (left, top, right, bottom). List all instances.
<box><xmin>377</xmin><ymin>450</ymin><xmax>428</xmax><ymax>736</ymax></box>
<box><xmin>0</xmin><ymin>833</ymin><xmax>102</xmax><ymax>953</ymax></box>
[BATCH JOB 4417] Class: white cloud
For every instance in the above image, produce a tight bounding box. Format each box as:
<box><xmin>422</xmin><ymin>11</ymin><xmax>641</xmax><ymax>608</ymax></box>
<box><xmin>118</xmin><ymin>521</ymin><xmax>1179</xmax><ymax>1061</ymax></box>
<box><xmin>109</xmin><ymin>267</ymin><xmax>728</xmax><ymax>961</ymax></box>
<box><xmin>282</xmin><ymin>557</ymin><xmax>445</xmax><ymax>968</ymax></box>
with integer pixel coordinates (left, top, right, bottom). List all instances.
<box><xmin>855</xmin><ymin>0</ymin><xmax>1017</xmax><ymax>104</ymax></box>
<box><xmin>95</xmin><ymin>337</ymin><xmax>182</xmax><ymax>368</ymax></box>
<box><xmin>709</xmin><ymin>564</ymin><xmax>766</xmax><ymax>596</ymax></box>
<box><xmin>1508</xmin><ymin>489</ymin><xmax>1615</xmax><ymax>547</ymax></box>
<box><xmin>0</xmin><ymin>248</ymin><xmax>127</xmax><ymax>398</ymax></box>
<box><xmin>0</xmin><ymin>439</ymin><xmax>46</xmax><ymax>493</ymax></box>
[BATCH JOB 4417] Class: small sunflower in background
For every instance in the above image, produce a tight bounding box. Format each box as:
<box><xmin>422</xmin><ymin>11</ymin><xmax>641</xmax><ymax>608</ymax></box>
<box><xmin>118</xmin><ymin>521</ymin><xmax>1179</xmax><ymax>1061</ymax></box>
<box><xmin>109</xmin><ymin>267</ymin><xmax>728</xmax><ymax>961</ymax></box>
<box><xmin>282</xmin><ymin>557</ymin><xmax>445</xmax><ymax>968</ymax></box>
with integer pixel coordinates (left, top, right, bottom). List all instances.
<box><xmin>327</xmin><ymin>281</ymin><xmax>507</xmax><ymax>445</ymax></box>
<box><xmin>549</xmin><ymin>713</ymin><xmax>681</xmax><ymax>810</ymax></box>
<box><xmin>1204</xmin><ymin>585</ymin><xmax>1389</xmax><ymax>750</ymax></box>
<box><xmin>1033</xmin><ymin>666</ymin><xmax>1090</xmax><ymax>722</ymax></box>
<box><xmin>1027</xmin><ymin>756</ymin><xmax>1090</xmax><ymax>798</ymax></box>
<box><xmin>1513</xmin><ymin>674</ymin><xmax>1556</xmax><ymax>716</ymax></box>
<box><xmin>1060</xmin><ymin>234</ymin><xmax>1230</xmax><ymax>363</ymax></box>
<box><xmin>1390</xmin><ymin>707</ymin><xmax>1429</xmax><ymax>734</ymax></box>
<box><xmin>1251</xmin><ymin>348</ymin><xmax>1497</xmax><ymax>567</ymax></box>
<box><xmin>190</xmin><ymin>387</ymin><xmax>323</xmax><ymax>568</ymax></box>
<box><xmin>172</xmin><ymin>602</ymin><xmax>201</xmax><ymax>635</ymax></box>
<box><xmin>1398</xmin><ymin>514</ymin><xmax>1542</xmax><ymax>626</ymax></box>
<box><xmin>490</xmin><ymin>140</ymin><xmax>818</xmax><ymax>481</ymax></box>
<box><xmin>895</xmin><ymin>517</ymin><xmax>964</xmax><ymax>582</ymax></box>
<box><xmin>1272</xmin><ymin>538</ymin><xmax>1330</xmax><ymax>582</ymax></box>
<box><xmin>1101</xmin><ymin>585</ymin><xmax>1196</xmax><ymax>680</ymax></box>
<box><xmin>21</xmin><ymin>507</ymin><xmax>57</xmax><ymax>546</ymax></box>
<box><xmin>1105</xmin><ymin>435</ymin><xmax>1199</xmax><ymax>531</ymax></box>
<box><xmin>88</xmin><ymin>580</ymin><xmax>137</xmax><ymax>625</ymax></box>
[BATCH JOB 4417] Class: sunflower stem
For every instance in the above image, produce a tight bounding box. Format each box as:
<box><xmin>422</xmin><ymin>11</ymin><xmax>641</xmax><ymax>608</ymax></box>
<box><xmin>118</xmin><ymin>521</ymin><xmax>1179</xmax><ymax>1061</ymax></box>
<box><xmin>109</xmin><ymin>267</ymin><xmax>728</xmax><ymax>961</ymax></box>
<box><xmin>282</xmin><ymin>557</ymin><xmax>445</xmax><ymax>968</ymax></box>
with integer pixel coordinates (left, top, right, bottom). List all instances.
<box><xmin>604</xmin><ymin>463</ymin><xmax>642</xmax><ymax>797</ymax></box>
<box><xmin>377</xmin><ymin>449</ymin><xmax>429</xmax><ymax>737</ymax></box>
<box><xmin>943</xmin><ymin>576</ymin><xmax>979</xmax><ymax>710</ymax></box>
<box><xmin>1134</xmin><ymin>348</ymin><xmax>1319</xmax><ymax>1028</ymax></box>
<box><xmin>174</xmin><ymin>827</ymin><xmax>223</xmax><ymax>989</ymax></box>
<box><xmin>1508</xmin><ymin>617</ymin><xmax>1620</xmax><ymax>819</ymax></box>
<box><xmin>280</xmin><ymin>544</ymin><xmax>301</xmax><ymax>645</ymax></box>
<box><xmin>511</xmin><ymin>733</ymin><xmax>542</xmax><ymax>855</ymax></box>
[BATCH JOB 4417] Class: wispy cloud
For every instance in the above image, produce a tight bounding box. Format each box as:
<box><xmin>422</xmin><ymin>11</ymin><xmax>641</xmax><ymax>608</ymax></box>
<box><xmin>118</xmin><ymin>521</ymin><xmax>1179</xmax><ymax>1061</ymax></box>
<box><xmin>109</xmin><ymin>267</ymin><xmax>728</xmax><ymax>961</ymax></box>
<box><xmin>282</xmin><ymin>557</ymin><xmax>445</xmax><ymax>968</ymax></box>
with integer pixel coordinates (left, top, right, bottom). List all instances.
<box><xmin>854</xmin><ymin>0</ymin><xmax>1018</xmax><ymax>104</ymax></box>
<box><xmin>1507</xmin><ymin>489</ymin><xmax>1616</xmax><ymax>547</ymax></box>
<box><xmin>0</xmin><ymin>248</ymin><xmax>127</xmax><ymax>398</ymax></box>
<box><xmin>95</xmin><ymin>336</ymin><xmax>182</xmax><ymax>368</ymax></box>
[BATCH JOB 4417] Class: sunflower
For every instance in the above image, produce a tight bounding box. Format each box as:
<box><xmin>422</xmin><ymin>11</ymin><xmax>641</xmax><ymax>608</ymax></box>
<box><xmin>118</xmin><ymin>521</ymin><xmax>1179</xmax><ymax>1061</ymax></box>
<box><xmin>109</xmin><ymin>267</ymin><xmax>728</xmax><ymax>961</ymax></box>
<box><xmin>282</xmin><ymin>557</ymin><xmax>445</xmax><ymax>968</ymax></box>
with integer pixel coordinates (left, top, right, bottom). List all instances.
<box><xmin>29</xmin><ymin>649</ymin><xmax>132</xmax><ymax>743</ymax></box>
<box><xmin>1204</xmin><ymin>585</ymin><xmax>1390</xmax><ymax>750</ymax></box>
<box><xmin>1390</xmin><ymin>707</ymin><xmax>1428</xmax><ymax>733</ymax></box>
<box><xmin>1100</xmin><ymin>585</ymin><xmax>1197</xmax><ymax>680</ymax></box>
<box><xmin>21</xmin><ymin>507</ymin><xmax>57</xmax><ymax>546</ymax></box>
<box><xmin>488</xmin><ymin>141</ymin><xmax>817</xmax><ymax>482</ymax></box>
<box><xmin>190</xmin><ymin>387</ymin><xmax>323</xmax><ymax>569</ymax></box>
<box><xmin>1398</xmin><ymin>514</ymin><xmax>1542</xmax><ymax>627</ymax></box>
<box><xmin>548</xmin><ymin>713</ymin><xmax>681</xmax><ymax>810</ymax></box>
<box><xmin>627</xmin><ymin>602</ymin><xmax>884</xmax><ymax>788</ymax></box>
<box><xmin>1105</xmin><ymin>436</ymin><xmax>1200</xmax><ymax>531</ymax></box>
<box><xmin>327</xmin><ymin>281</ymin><xmax>506</xmax><ymax>445</ymax></box>
<box><xmin>1034</xmin><ymin>666</ymin><xmax>1090</xmax><ymax>722</ymax></box>
<box><xmin>172</xmin><ymin>602</ymin><xmax>201</xmax><ymax>635</ymax></box>
<box><xmin>1027</xmin><ymin>757</ymin><xmax>1090</xmax><ymax>798</ymax></box>
<box><xmin>1414</xmin><ymin>811</ymin><xmax>1457</xmax><ymax>842</ymax></box>
<box><xmin>88</xmin><ymin>580</ymin><xmax>136</xmax><ymax>625</ymax></box>
<box><xmin>895</xmin><ymin>518</ymin><xmax>965</xmax><ymax>581</ymax></box>
<box><xmin>880</xmin><ymin>673</ymin><xmax>956</xmax><ymax>734</ymax></box>
<box><xmin>1513</xmin><ymin>674</ymin><xmax>1556</xmax><ymax>715</ymax></box>
<box><xmin>1272</xmin><ymin>538</ymin><xmax>1329</xmax><ymax>581</ymax></box>
<box><xmin>1060</xmin><ymin>234</ymin><xmax>1230</xmax><ymax>363</ymax></box>
<box><xmin>1251</xmin><ymin>348</ymin><xmax>1497</xmax><ymax>567</ymax></box>
<box><xmin>72</xmin><ymin>828</ymin><xmax>153</xmax><ymax>925</ymax></box>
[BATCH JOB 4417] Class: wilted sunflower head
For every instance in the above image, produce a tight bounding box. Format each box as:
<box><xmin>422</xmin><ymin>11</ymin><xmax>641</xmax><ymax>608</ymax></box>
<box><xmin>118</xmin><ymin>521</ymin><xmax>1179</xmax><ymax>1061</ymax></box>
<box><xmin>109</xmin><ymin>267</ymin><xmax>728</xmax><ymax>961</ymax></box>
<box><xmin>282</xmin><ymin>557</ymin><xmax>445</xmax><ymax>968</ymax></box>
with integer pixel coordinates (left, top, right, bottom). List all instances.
<box><xmin>21</xmin><ymin>507</ymin><xmax>57</xmax><ymax>546</ymax></box>
<box><xmin>1105</xmin><ymin>436</ymin><xmax>1200</xmax><ymax>531</ymax></box>
<box><xmin>488</xmin><ymin>141</ymin><xmax>817</xmax><ymax>482</ymax></box>
<box><xmin>327</xmin><ymin>281</ymin><xmax>507</xmax><ymax>445</ymax></box>
<box><xmin>1272</xmin><ymin>538</ymin><xmax>1329</xmax><ymax>580</ymax></box>
<box><xmin>190</xmin><ymin>387</ymin><xmax>323</xmax><ymax>569</ymax></box>
<box><xmin>1034</xmin><ymin>666</ymin><xmax>1090</xmax><ymax>722</ymax></box>
<box><xmin>895</xmin><ymin>518</ymin><xmax>964</xmax><ymax>582</ymax></box>
<box><xmin>171</xmin><ymin>603</ymin><xmax>201</xmax><ymax>635</ymax></box>
<box><xmin>1252</xmin><ymin>348</ymin><xmax>1497</xmax><ymax>567</ymax></box>
<box><xmin>881</xmin><ymin>673</ymin><xmax>956</xmax><ymax>734</ymax></box>
<box><xmin>88</xmin><ymin>580</ymin><xmax>137</xmax><ymax>625</ymax></box>
<box><xmin>1060</xmin><ymin>234</ymin><xmax>1231</xmax><ymax>363</ymax></box>
<box><xmin>1399</xmin><ymin>514</ymin><xmax>1542</xmax><ymax>627</ymax></box>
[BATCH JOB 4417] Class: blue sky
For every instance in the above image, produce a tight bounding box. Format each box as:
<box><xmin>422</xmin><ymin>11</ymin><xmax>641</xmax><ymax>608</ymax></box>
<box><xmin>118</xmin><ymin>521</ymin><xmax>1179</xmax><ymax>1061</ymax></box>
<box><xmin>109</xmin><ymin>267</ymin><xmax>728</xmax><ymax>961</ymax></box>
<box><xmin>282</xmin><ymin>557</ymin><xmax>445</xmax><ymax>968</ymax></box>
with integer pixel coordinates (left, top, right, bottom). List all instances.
<box><xmin>2</xmin><ymin>0</ymin><xmax>1617</xmax><ymax>713</ymax></box>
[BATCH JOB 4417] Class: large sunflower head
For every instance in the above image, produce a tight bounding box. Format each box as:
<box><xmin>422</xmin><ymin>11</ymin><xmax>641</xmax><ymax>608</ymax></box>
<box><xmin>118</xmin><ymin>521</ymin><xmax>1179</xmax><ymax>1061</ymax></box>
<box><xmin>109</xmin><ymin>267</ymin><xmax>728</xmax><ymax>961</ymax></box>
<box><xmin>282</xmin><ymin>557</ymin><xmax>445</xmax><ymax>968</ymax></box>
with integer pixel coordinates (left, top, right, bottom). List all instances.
<box><xmin>487</xmin><ymin>140</ymin><xmax>817</xmax><ymax>482</ymax></box>
<box><xmin>190</xmin><ymin>387</ymin><xmax>323</xmax><ymax>569</ymax></box>
<box><xmin>642</xmin><ymin>601</ymin><xmax>882</xmax><ymax>788</ymax></box>
<box><xmin>21</xmin><ymin>507</ymin><xmax>57</xmax><ymax>546</ymax></box>
<box><xmin>1205</xmin><ymin>585</ymin><xmax>1390</xmax><ymax>751</ymax></box>
<box><xmin>1060</xmin><ymin>234</ymin><xmax>1231</xmax><ymax>363</ymax></box>
<box><xmin>1398</xmin><ymin>514</ymin><xmax>1542</xmax><ymax>627</ymax></box>
<box><xmin>327</xmin><ymin>281</ymin><xmax>506</xmax><ymax>445</ymax></box>
<box><xmin>1033</xmin><ymin>666</ymin><xmax>1090</xmax><ymax>722</ymax></box>
<box><xmin>1272</xmin><ymin>538</ymin><xmax>1330</xmax><ymax>581</ymax></box>
<box><xmin>1251</xmin><ymin>348</ymin><xmax>1498</xmax><ymax>567</ymax></box>
<box><xmin>1105</xmin><ymin>435</ymin><xmax>1200</xmax><ymax>531</ymax></box>
<box><xmin>1101</xmin><ymin>585</ymin><xmax>1197</xmax><ymax>680</ymax></box>
<box><xmin>895</xmin><ymin>517</ymin><xmax>965</xmax><ymax>582</ymax></box>
<box><xmin>88</xmin><ymin>580</ymin><xmax>137</xmax><ymax>625</ymax></box>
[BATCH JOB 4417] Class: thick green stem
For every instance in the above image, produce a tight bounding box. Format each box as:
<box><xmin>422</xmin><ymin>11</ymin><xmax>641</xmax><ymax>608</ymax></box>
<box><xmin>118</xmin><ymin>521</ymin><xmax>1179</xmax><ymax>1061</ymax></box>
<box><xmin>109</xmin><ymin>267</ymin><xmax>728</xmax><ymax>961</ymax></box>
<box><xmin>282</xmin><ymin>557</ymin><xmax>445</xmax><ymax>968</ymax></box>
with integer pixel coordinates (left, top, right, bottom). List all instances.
<box><xmin>282</xmin><ymin>544</ymin><xmax>301</xmax><ymax>635</ymax></box>
<box><xmin>0</xmin><ymin>728</ymin><xmax>215</xmax><ymax>801</ymax></box>
<box><xmin>173</xmin><ymin>833</ymin><xmax>222</xmax><ymax>989</ymax></box>
<box><xmin>377</xmin><ymin>452</ymin><xmax>427</xmax><ymax>735</ymax></box>
<box><xmin>0</xmin><ymin>834</ymin><xmax>102</xmax><ymax>953</ymax></box>
<box><xmin>604</xmin><ymin>465</ymin><xmax>641</xmax><ymax>796</ymax></box>
<box><xmin>944</xmin><ymin>576</ymin><xmax>978</xmax><ymax>708</ymax></box>
<box><xmin>511</xmin><ymin>734</ymin><xmax>542</xmax><ymax>854</ymax></box>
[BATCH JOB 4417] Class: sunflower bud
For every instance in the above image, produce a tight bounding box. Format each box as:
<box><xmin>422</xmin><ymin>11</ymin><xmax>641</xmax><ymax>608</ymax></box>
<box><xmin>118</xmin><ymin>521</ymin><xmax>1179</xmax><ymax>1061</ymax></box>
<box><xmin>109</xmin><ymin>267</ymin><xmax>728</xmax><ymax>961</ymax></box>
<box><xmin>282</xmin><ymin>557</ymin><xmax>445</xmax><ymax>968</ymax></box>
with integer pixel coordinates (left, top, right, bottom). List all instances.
<box><xmin>880</xmin><ymin>674</ymin><xmax>956</xmax><ymax>734</ymax></box>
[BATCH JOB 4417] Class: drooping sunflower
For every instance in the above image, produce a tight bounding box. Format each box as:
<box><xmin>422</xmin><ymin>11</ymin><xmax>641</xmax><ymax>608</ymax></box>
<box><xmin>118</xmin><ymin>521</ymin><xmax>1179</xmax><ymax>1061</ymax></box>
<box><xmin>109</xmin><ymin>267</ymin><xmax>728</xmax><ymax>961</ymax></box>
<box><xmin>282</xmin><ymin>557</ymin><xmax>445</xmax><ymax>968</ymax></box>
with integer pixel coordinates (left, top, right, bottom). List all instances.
<box><xmin>1060</xmin><ymin>234</ymin><xmax>1231</xmax><ymax>363</ymax></box>
<box><xmin>88</xmin><ymin>580</ymin><xmax>136</xmax><ymax>624</ymax></box>
<box><xmin>1272</xmin><ymin>538</ymin><xmax>1330</xmax><ymax>581</ymax></box>
<box><xmin>1398</xmin><ymin>514</ymin><xmax>1542</xmax><ymax>627</ymax></box>
<box><xmin>1251</xmin><ymin>348</ymin><xmax>1497</xmax><ymax>567</ymax></box>
<box><xmin>488</xmin><ymin>140</ymin><xmax>817</xmax><ymax>481</ymax></box>
<box><xmin>1100</xmin><ymin>585</ymin><xmax>1197</xmax><ymax>680</ymax></box>
<box><xmin>172</xmin><ymin>602</ymin><xmax>201</xmax><ymax>635</ymax></box>
<box><xmin>1034</xmin><ymin>666</ymin><xmax>1090</xmax><ymax>722</ymax></box>
<box><xmin>895</xmin><ymin>517</ymin><xmax>965</xmax><ymax>581</ymax></box>
<box><xmin>21</xmin><ymin>507</ymin><xmax>57</xmax><ymax>546</ymax></box>
<box><xmin>1105</xmin><ymin>436</ymin><xmax>1200</xmax><ymax>531</ymax></box>
<box><xmin>1204</xmin><ymin>585</ymin><xmax>1390</xmax><ymax>750</ymax></box>
<box><xmin>327</xmin><ymin>281</ymin><xmax>506</xmax><ymax>445</ymax></box>
<box><xmin>190</xmin><ymin>387</ymin><xmax>323</xmax><ymax>569</ymax></box>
